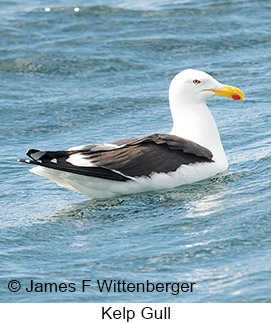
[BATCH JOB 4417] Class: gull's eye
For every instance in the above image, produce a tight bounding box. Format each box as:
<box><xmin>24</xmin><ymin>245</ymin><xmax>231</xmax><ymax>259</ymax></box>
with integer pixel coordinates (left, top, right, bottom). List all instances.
<box><xmin>193</xmin><ymin>79</ymin><xmax>201</xmax><ymax>85</ymax></box>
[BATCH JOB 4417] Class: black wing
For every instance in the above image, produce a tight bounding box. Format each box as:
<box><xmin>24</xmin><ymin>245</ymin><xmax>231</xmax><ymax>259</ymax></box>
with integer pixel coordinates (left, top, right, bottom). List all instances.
<box><xmin>19</xmin><ymin>133</ymin><xmax>214</xmax><ymax>181</ymax></box>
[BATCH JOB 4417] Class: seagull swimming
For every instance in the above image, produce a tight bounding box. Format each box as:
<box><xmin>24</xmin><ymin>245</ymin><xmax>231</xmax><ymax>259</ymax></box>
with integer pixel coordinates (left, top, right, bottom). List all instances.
<box><xmin>19</xmin><ymin>69</ymin><xmax>245</xmax><ymax>199</ymax></box>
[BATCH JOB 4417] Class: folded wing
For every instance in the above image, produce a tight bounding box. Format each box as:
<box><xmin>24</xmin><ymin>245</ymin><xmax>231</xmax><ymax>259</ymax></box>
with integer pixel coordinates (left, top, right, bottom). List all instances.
<box><xmin>19</xmin><ymin>133</ymin><xmax>214</xmax><ymax>181</ymax></box>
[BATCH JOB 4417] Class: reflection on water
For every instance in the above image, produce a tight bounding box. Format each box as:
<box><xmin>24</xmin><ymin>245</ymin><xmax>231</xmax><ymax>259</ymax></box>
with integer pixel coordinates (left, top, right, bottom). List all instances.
<box><xmin>51</xmin><ymin>172</ymin><xmax>232</xmax><ymax>221</ymax></box>
<box><xmin>2</xmin><ymin>0</ymin><xmax>271</xmax><ymax>303</ymax></box>
<box><xmin>185</xmin><ymin>190</ymin><xmax>228</xmax><ymax>218</ymax></box>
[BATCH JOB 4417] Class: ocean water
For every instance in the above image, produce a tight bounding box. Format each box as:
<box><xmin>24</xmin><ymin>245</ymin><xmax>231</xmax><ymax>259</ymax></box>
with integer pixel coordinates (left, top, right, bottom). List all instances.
<box><xmin>1</xmin><ymin>0</ymin><xmax>271</xmax><ymax>303</ymax></box>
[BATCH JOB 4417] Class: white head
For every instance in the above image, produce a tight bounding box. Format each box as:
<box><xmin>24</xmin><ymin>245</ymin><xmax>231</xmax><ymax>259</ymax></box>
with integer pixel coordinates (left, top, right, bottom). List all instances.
<box><xmin>169</xmin><ymin>69</ymin><xmax>244</xmax><ymax>108</ymax></box>
<box><xmin>168</xmin><ymin>69</ymin><xmax>245</xmax><ymax>166</ymax></box>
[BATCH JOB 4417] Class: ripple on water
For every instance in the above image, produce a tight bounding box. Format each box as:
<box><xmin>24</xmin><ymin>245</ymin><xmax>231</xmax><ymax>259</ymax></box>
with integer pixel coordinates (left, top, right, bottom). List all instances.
<box><xmin>1</xmin><ymin>0</ymin><xmax>271</xmax><ymax>303</ymax></box>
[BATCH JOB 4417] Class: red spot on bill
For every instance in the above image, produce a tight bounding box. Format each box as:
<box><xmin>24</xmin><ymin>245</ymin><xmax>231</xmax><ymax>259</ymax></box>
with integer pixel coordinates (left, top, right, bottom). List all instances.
<box><xmin>232</xmin><ymin>94</ymin><xmax>241</xmax><ymax>100</ymax></box>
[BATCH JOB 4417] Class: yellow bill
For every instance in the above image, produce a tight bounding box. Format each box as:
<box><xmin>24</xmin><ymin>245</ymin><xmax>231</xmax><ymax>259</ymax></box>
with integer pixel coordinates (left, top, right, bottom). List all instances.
<box><xmin>206</xmin><ymin>84</ymin><xmax>245</xmax><ymax>101</ymax></box>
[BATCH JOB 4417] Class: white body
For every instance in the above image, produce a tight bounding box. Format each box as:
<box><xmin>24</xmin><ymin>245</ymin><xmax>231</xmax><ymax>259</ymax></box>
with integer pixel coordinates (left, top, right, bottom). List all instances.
<box><xmin>31</xmin><ymin>70</ymin><xmax>232</xmax><ymax>199</ymax></box>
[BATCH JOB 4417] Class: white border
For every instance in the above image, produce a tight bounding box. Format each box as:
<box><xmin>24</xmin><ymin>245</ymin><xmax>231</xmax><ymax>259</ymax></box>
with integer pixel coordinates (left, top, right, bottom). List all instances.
<box><xmin>1</xmin><ymin>303</ymin><xmax>270</xmax><ymax>323</ymax></box>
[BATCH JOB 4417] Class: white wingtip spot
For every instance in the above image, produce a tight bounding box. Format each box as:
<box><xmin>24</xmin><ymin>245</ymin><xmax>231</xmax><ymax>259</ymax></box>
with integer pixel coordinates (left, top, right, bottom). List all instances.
<box><xmin>68</xmin><ymin>144</ymin><xmax>89</xmax><ymax>151</ymax></box>
<box><xmin>30</xmin><ymin>151</ymin><xmax>46</xmax><ymax>161</ymax></box>
<box><xmin>67</xmin><ymin>154</ymin><xmax>95</xmax><ymax>167</ymax></box>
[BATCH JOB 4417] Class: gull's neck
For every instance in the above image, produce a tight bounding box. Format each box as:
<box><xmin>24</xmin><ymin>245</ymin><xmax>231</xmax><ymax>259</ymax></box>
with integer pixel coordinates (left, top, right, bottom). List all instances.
<box><xmin>169</xmin><ymin>100</ymin><xmax>228</xmax><ymax>168</ymax></box>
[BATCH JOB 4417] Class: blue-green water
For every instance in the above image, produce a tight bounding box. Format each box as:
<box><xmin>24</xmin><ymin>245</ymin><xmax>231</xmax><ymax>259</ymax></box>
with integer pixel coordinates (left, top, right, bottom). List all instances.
<box><xmin>1</xmin><ymin>0</ymin><xmax>271</xmax><ymax>302</ymax></box>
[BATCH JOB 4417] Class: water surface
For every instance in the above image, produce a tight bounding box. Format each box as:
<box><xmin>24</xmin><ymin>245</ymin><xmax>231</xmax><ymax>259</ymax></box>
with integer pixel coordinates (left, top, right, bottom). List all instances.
<box><xmin>1</xmin><ymin>0</ymin><xmax>271</xmax><ymax>302</ymax></box>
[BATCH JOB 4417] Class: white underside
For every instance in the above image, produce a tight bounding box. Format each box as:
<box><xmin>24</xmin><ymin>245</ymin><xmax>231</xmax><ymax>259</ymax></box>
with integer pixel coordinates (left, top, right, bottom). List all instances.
<box><xmin>30</xmin><ymin>161</ymin><xmax>227</xmax><ymax>199</ymax></box>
